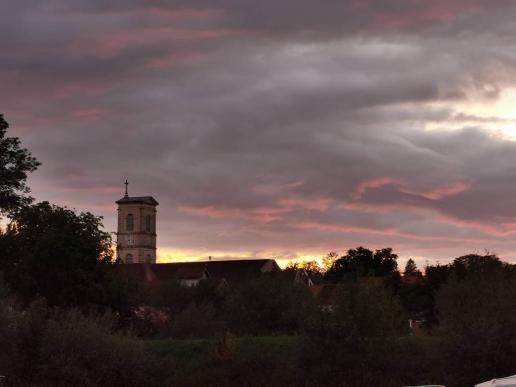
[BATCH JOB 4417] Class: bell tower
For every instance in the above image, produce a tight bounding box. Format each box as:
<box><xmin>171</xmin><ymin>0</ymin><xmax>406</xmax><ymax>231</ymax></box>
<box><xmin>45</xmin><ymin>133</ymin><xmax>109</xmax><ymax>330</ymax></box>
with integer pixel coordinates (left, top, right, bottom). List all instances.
<box><xmin>116</xmin><ymin>181</ymin><xmax>159</xmax><ymax>264</ymax></box>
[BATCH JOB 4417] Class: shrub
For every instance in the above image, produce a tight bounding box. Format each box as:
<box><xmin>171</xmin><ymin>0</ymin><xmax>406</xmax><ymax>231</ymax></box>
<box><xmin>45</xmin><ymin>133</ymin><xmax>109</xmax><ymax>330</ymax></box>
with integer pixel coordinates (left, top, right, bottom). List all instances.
<box><xmin>436</xmin><ymin>269</ymin><xmax>516</xmax><ymax>387</ymax></box>
<box><xmin>166</xmin><ymin>302</ymin><xmax>223</xmax><ymax>338</ymax></box>
<box><xmin>0</xmin><ymin>298</ymin><xmax>159</xmax><ymax>387</ymax></box>
<box><xmin>224</xmin><ymin>275</ymin><xmax>316</xmax><ymax>335</ymax></box>
<box><xmin>301</xmin><ymin>282</ymin><xmax>407</xmax><ymax>387</ymax></box>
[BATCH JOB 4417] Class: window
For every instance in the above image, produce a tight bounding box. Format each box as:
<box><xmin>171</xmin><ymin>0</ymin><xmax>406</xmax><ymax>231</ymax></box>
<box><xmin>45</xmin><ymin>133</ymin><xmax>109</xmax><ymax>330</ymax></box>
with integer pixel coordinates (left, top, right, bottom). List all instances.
<box><xmin>145</xmin><ymin>254</ymin><xmax>152</xmax><ymax>264</ymax></box>
<box><xmin>145</xmin><ymin>214</ymin><xmax>151</xmax><ymax>232</ymax></box>
<box><xmin>125</xmin><ymin>254</ymin><xmax>133</xmax><ymax>264</ymax></box>
<box><xmin>126</xmin><ymin>214</ymin><xmax>134</xmax><ymax>231</ymax></box>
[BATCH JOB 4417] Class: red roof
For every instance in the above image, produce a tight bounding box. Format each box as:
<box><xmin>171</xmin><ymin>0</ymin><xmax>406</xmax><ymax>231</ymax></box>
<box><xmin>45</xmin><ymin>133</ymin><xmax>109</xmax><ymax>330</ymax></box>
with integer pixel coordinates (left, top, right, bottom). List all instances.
<box><xmin>309</xmin><ymin>284</ymin><xmax>342</xmax><ymax>306</ymax></box>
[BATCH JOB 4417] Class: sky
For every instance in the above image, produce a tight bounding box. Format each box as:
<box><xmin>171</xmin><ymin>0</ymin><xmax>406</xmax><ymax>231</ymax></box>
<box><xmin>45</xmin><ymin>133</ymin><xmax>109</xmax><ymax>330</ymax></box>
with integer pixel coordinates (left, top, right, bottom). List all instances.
<box><xmin>3</xmin><ymin>0</ymin><xmax>516</xmax><ymax>268</ymax></box>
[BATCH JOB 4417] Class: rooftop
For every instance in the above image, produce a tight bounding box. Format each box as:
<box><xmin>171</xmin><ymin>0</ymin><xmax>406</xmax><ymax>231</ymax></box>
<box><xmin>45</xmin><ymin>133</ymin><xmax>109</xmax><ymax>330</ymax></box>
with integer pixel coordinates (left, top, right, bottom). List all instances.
<box><xmin>116</xmin><ymin>196</ymin><xmax>159</xmax><ymax>206</ymax></box>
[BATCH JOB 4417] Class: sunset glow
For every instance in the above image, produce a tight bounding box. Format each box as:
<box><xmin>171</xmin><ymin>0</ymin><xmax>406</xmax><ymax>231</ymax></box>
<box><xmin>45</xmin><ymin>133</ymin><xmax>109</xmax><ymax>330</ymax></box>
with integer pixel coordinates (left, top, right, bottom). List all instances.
<box><xmin>5</xmin><ymin>1</ymin><xmax>516</xmax><ymax>265</ymax></box>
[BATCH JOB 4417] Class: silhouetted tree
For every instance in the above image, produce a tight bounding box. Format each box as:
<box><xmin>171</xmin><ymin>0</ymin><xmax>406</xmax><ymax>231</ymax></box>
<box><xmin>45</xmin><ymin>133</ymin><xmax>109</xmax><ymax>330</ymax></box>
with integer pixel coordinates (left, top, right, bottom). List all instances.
<box><xmin>437</xmin><ymin>267</ymin><xmax>516</xmax><ymax>386</ymax></box>
<box><xmin>322</xmin><ymin>251</ymin><xmax>339</xmax><ymax>271</ymax></box>
<box><xmin>224</xmin><ymin>275</ymin><xmax>316</xmax><ymax>335</ymax></box>
<box><xmin>403</xmin><ymin>259</ymin><xmax>421</xmax><ymax>277</ymax></box>
<box><xmin>325</xmin><ymin>247</ymin><xmax>399</xmax><ymax>282</ymax></box>
<box><xmin>301</xmin><ymin>281</ymin><xmax>407</xmax><ymax>386</ymax></box>
<box><xmin>448</xmin><ymin>253</ymin><xmax>507</xmax><ymax>280</ymax></box>
<box><xmin>285</xmin><ymin>260</ymin><xmax>324</xmax><ymax>284</ymax></box>
<box><xmin>0</xmin><ymin>202</ymin><xmax>129</xmax><ymax>311</ymax></box>
<box><xmin>0</xmin><ymin>114</ymin><xmax>40</xmax><ymax>217</ymax></box>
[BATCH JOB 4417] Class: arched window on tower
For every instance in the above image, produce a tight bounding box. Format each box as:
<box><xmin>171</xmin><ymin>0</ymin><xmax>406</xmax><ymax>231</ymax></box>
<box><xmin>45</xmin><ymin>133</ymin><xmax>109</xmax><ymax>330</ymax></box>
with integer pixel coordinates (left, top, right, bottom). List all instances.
<box><xmin>126</xmin><ymin>214</ymin><xmax>134</xmax><ymax>231</ymax></box>
<box><xmin>145</xmin><ymin>254</ymin><xmax>152</xmax><ymax>264</ymax></box>
<box><xmin>145</xmin><ymin>214</ymin><xmax>151</xmax><ymax>232</ymax></box>
<box><xmin>125</xmin><ymin>253</ymin><xmax>133</xmax><ymax>264</ymax></box>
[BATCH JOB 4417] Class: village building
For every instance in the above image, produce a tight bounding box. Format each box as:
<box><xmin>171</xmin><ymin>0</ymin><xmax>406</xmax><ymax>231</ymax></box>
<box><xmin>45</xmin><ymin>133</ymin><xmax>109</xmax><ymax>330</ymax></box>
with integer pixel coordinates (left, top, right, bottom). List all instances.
<box><xmin>116</xmin><ymin>185</ymin><xmax>284</xmax><ymax>285</ymax></box>
<box><xmin>118</xmin><ymin>259</ymin><xmax>281</xmax><ymax>287</ymax></box>
<box><xmin>116</xmin><ymin>181</ymin><xmax>158</xmax><ymax>264</ymax></box>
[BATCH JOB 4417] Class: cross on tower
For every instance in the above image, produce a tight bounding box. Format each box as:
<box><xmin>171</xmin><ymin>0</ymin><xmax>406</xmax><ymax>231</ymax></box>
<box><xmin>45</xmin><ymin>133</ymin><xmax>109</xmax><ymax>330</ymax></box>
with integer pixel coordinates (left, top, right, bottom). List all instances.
<box><xmin>124</xmin><ymin>180</ymin><xmax>129</xmax><ymax>197</ymax></box>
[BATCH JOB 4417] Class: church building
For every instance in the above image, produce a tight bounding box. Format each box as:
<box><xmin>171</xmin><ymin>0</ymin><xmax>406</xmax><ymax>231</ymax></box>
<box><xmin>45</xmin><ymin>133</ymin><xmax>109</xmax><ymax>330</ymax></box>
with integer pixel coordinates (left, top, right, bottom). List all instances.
<box><xmin>116</xmin><ymin>181</ymin><xmax>158</xmax><ymax>264</ymax></box>
<box><xmin>114</xmin><ymin>182</ymin><xmax>287</xmax><ymax>287</ymax></box>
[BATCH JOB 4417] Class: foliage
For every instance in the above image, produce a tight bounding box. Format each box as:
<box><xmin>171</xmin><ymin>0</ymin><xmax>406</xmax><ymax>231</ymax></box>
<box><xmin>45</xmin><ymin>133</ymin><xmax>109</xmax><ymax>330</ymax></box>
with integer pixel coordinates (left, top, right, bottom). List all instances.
<box><xmin>436</xmin><ymin>267</ymin><xmax>516</xmax><ymax>387</ymax></box>
<box><xmin>165</xmin><ymin>302</ymin><xmax>223</xmax><ymax>338</ymax></box>
<box><xmin>325</xmin><ymin>246</ymin><xmax>399</xmax><ymax>282</ymax></box>
<box><xmin>448</xmin><ymin>253</ymin><xmax>507</xmax><ymax>280</ymax></box>
<box><xmin>0</xmin><ymin>114</ymin><xmax>40</xmax><ymax>217</ymax></box>
<box><xmin>154</xmin><ymin>279</ymin><xmax>195</xmax><ymax>313</ymax></box>
<box><xmin>0</xmin><ymin>202</ymin><xmax>131</xmax><ymax>311</ymax></box>
<box><xmin>285</xmin><ymin>260</ymin><xmax>323</xmax><ymax>283</ymax></box>
<box><xmin>404</xmin><ymin>258</ymin><xmax>422</xmax><ymax>277</ymax></box>
<box><xmin>146</xmin><ymin>335</ymin><xmax>301</xmax><ymax>387</ymax></box>
<box><xmin>301</xmin><ymin>281</ymin><xmax>407</xmax><ymax>387</ymax></box>
<box><xmin>322</xmin><ymin>251</ymin><xmax>339</xmax><ymax>271</ymax></box>
<box><xmin>0</xmin><ymin>297</ymin><xmax>158</xmax><ymax>387</ymax></box>
<box><xmin>224</xmin><ymin>275</ymin><xmax>317</xmax><ymax>335</ymax></box>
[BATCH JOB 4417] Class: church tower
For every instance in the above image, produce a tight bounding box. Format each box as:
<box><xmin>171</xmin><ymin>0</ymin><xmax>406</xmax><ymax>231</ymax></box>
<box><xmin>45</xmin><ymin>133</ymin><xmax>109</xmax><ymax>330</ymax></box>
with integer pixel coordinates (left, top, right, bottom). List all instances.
<box><xmin>116</xmin><ymin>181</ymin><xmax>159</xmax><ymax>264</ymax></box>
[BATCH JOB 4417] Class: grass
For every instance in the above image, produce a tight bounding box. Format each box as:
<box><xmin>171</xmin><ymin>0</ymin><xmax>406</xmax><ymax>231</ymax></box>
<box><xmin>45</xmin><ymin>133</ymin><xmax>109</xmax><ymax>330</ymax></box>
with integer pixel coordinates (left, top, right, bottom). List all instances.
<box><xmin>146</xmin><ymin>335</ymin><xmax>300</xmax><ymax>364</ymax></box>
<box><xmin>144</xmin><ymin>335</ymin><xmax>443</xmax><ymax>386</ymax></box>
<box><xmin>144</xmin><ymin>336</ymin><xmax>302</xmax><ymax>386</ymax></box>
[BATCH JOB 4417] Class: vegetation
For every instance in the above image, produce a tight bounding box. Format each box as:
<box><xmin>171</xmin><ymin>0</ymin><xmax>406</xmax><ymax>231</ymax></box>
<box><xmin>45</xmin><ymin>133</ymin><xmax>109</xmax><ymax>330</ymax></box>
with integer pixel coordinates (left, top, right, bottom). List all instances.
<box><xmin>2</xmin><ymin>113</ymin><xmax>516</xmax><ymax>386</ymax></box>
<box><xmin>0</xmin><ymin>114</ymin><xmax>40</xmax><ymax>217</ymax></box>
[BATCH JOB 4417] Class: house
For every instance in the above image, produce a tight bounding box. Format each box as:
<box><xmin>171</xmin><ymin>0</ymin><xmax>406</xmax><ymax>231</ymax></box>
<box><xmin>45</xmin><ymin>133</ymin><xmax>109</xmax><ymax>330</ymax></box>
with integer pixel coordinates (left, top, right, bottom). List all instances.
<box><xmin>309</xmin><ymin>284</ymin><xmax>342</xmax><ymax>312</ymax></box>
<box><xmin>118</xmin><ymin>259</ymin><xmax>280</xmax><ymax>288</ymax></box>
<box><xmin>279</xmin><ymin>268</ymin><xmax>315</xmax><ymax>287</ymax></box>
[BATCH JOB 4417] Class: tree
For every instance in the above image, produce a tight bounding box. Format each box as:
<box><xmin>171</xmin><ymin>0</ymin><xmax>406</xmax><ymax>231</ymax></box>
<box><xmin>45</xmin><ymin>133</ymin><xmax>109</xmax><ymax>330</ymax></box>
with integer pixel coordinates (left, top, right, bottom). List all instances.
<box><xmin>403</xmin><ymin>259</ymin><xmax>421</xmax><ymax>277</ymax></box>
<box><xmin>322</xmin><ymin>251</ymin><xmax>339</xmax><ymax>271</ymax></box>
<box><xmin>448</xmin><ymin>253</ymin><xmax>506</xmax><ymax>280</ymax></box>
<box><xmin>301</xmin><ymin>281</ymin><xmax>407</xmax><ymax>386</ymax></box>
<box><xmin>325</xmin><ymin>246</ymin><xmax>399</xmax><ymax>282</ymax></box>
<box><xmin>224</xmin><ymin>275</ymin><xmax>316</xmax><ymax>335</ymax></box>
<box><xmin>0</xmin><ymin>300</ymin><xmax>158</xmax><ymax>387</ymax></box>
<box><xmin>0</xmin><ymin>202</ymin><xmax>128</xmax><ymax>310</ymax></box>
<box><xmin>0</xmin><ymin>114</ymin><xmax>40</xmax><ymax>217</ymax></box>
<box><xmin>437</xmin><ymin>269</ymin><xmax>516</xmax><ymax>386</ymax></box>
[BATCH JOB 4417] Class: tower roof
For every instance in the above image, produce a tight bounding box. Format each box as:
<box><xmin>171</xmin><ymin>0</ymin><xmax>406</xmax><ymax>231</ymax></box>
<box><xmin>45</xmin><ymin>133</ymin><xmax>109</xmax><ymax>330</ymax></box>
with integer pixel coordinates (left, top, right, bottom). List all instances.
<box><xmin>116</xmin><ymin>196</ymin><xmax>159</xmax><ymax>206</ymax></box>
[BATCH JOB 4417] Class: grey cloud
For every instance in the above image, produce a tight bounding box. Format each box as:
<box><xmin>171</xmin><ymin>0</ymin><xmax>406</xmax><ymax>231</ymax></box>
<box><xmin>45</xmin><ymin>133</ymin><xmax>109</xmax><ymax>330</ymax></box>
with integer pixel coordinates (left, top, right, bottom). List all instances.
<box><xmin>4</xmin><ymin>1</ymin><xmax>516</xmax><ymax>262</ymax></box>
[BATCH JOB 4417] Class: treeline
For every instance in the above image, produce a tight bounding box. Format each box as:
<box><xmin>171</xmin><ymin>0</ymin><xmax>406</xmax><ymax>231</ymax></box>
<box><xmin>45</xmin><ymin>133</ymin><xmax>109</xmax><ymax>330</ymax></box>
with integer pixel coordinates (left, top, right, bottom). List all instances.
<box><xmin>2</xmin><ymin>113</ymin><xmax>516</xmax><ymax>386</ymax></box>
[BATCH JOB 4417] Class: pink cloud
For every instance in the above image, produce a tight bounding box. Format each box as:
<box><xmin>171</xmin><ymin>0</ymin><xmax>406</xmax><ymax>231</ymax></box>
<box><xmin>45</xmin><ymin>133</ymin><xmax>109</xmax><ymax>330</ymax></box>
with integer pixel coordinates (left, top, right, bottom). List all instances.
<box><xmin>94</xmin><ymin>27</ymin><xmax>252</xmax><ymax>56</ymax></box>
<box><xmin>279</xmin><ymin>198</ymin><xmax>332</xmax><ymax>211</ymax></box>
<box><xmin>351</xmin><ymin>177</ymin><xmax>472</xmax><ymax>201</ymax></box>
<box><xmin>399</xmin><ymin>181</ymin><xmax>472</xmax><ymax>200</ymax></box>
<box><xmin>286</xmin><ymin>180</ymin><xmax>305</xmax><ymax>189</ymax></box>
<box><xmin>292</xmin><ymin>221</ymin><xmax>397</xmax><ymax>236</ymax></box>
<box><xmin>145</xmin><ymin>51</ymin><xmax>202</xmax><ymax>69</ymax></box>
<box><xmin>71</xmin><ymin>108</ymin><xmax>111</xmax><ymax>120</ymax></box>
<box><xmin>140</xmin><ymin>7</ymin><xmax>224</xmax><ymax>19</ymax></box>
<box><xmin>372</xmin><ymin>0</ymin><xmax>482</xmax><ymax>31</ymax></box>
<box><xmin>291</xmin><ymin>221</ymin><xmax>502</xmax><ymax>244</ymax></box>
<box><xmin>351</xmin><ymin>176</ymin><xmax>398</xmax><ymax>200</ymax></box>
<box><xmin>431</xmin><ymin>212</ymin><xmax>516</xmax><ymax>237</ymax></box>
<box><xmin>343</xmin><ymin>198</ymin><xmax>515</xmax><ymax>238</ymax></box>
<box><xmin>252</xmin><ymin>180</ymin><xmax>305</xmax><ymax>194</ymax></box>
<box><xmin>51</xmin><ymin>81</ymin><xmax>111</xmax><ymax>99</ymax></box>
<box><xmin>179</xmin><ymin>205</ymin><xmax>289</xmax><ymax>223</ymax></box>
<box><xmin>179</xmin><ymin>196</ymin><xmax>331</xmax><ymax>223</ymax></box>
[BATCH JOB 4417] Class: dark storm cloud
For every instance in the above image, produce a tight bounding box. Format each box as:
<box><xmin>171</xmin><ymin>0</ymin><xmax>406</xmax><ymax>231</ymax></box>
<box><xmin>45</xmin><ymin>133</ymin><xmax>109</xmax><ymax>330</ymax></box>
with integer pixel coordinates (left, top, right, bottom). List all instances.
<box><xmin>3</xmin><ymin>0</ymin><xmax>516</xmax><ymax>263</ymax></box>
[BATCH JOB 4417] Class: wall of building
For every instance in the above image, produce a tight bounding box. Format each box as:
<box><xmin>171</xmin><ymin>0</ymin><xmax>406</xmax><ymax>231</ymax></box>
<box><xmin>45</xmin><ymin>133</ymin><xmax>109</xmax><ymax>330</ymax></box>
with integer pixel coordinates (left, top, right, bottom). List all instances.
<box><xmin>117</xmin><ymin>202</ymin><xmax>157</xmax><ymax>263</ymax></box>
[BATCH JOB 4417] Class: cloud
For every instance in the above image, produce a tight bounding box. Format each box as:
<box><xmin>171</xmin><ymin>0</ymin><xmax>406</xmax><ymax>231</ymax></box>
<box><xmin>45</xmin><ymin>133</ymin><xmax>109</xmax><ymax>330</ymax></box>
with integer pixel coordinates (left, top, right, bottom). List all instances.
<box><xmin>3</xmin><ymin>0</ymin><xmax>516</xmax><ymax>263</ymax></box>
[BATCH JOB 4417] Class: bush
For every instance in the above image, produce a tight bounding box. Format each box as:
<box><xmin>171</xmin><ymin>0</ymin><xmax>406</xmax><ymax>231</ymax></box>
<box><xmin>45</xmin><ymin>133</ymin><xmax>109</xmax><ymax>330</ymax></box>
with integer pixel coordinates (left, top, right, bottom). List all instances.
<box><xmin>165</xmin><ymin>302</ymin><xmax>224</xmax><ymax>338</ymax></box>
<box><xmin>224</xmin><ymin>275</ymin><xmax>316</xmax><ymax>335</ymax></box>
<box><xmin>436</xmin><ymin>269</ymin><xmax>516</xmax><ymax>387</ymax></box>
<box><xmin>0</xmin><ymin>298</ymin><xmax>159</xmax><ymax>387</ymax></box>
<box><xmin>301</xmin><ymin>282</ymin><xmax>407</xmax><ymax>387</ymax></box>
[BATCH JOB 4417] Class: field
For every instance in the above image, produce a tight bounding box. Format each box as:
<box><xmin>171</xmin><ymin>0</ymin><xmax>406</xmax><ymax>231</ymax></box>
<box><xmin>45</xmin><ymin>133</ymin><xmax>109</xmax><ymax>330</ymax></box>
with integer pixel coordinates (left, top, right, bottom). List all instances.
<box><xmin>145</xmin><ymin>336</ymin><xmax>302</xmax><ymax>386</ymax></box>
